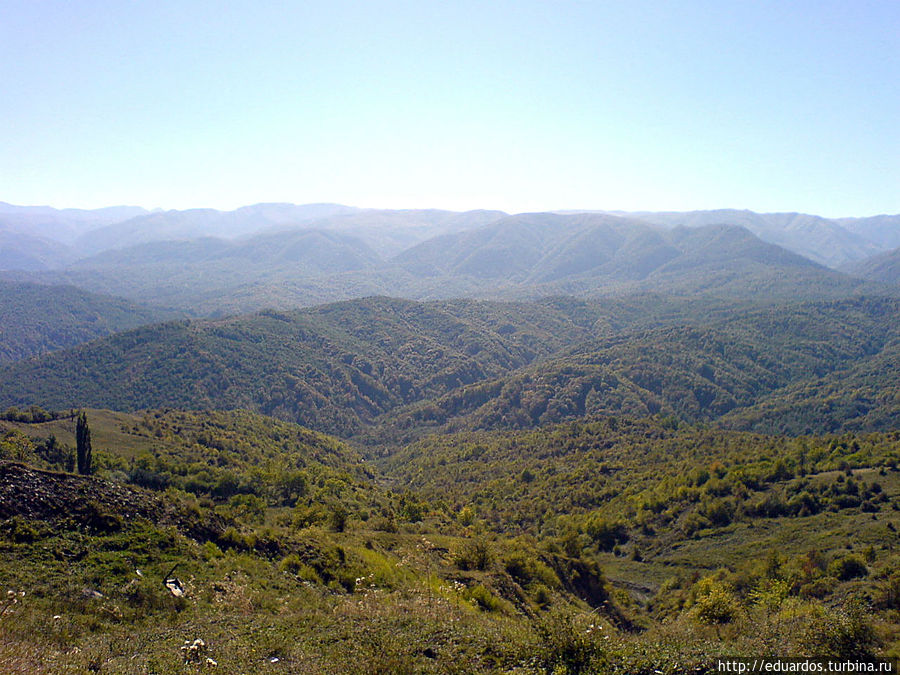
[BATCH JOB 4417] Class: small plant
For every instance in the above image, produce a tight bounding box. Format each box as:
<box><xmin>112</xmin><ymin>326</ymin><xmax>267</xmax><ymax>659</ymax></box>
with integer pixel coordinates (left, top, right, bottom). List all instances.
<box><xmin>464</xmin><ymin>584</ymin><xmax>501</xmax><ymax>612</ymax></box>
<box><xmin>0</xmin><ymin>589</ymin><xmax>25</xmax><ymax>620</ymax></box>
<box><xmin>454</xmin><ymin>537</ymin><xmax>492</xmax><ymax>571</ymax></box>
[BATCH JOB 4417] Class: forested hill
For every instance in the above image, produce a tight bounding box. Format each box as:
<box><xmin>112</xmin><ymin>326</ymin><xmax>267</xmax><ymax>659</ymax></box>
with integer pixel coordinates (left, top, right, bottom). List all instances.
<box><xmin>373</xmin><ymin>296</ymin><xmax>900</xmax><ymax>441</ymax></box>
<box><xmin>0</xmin><ymin>297</ymin><xmax>601</xmax><ymax>435</ymax></box>
<box><xmin>390</xmin><ymin>216</ymin><xmax>867</xmax><ymax>302</ymax></box>
<box><xmin>0</xmin><ymin>280</ymin><xmax>181</xmax><ymax>364</ymax></box>
<box><xmin>2</xmin><ymin>294</ymin><xmax>899</xmax><ymax>439</ymax></box>
<box><xmin>841</xmin><ymin>247</ymin><xmax>900</xmax><ymax>285</ymax></box>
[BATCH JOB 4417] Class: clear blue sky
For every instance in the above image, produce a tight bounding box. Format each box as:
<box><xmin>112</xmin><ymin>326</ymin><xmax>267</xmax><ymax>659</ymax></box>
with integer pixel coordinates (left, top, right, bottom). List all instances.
<box><xmin>2</xmin><ymin>0</ymin><xmax>898</xmax><ymax>216</ymax></box>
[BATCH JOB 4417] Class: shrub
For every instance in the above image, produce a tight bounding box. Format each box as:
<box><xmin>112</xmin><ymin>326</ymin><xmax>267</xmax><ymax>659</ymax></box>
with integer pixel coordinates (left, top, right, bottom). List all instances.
<box><xmin>457</xmin><ymin>505</ymin><xmax>475</xmax><ymax>527</ymax></box>
<box><xmin>370</xmin><ymin>516</ymin><xmax>398</xmax><ymax>532</ymax></box>
<box><xmin>280</xmin><ymin>554</ymin><xmax>323</xmax><ymax>584</ymax></box>
<box><xmin>532</xmin><ymin>583</ymin><xmax>552</xmax><ymax>608</ymax></box>
<box><xmin>828</xmin><ymin>555</ymin><xmax>868</xmax><ymax>581</ymax></box>
<box><xmin>80</xmin><ymin>500</ymin><xmax>123</xmax><ymax>532</ymax></box>
<box><xmin>0</xmin><ymin>517</ymin><xmax>41</xmax><ymax>543</ymax></box>
<box><xmin>219</xmin><ymin>526</ymin><xmax>249</xmax><ymax>550</ymax></box>
<box><xmin>454</xmin><ymin>538</ymin><xmax>492</xmax><ymax>571</ymax></box>
<box><xmin>702</xmin><ymin>497</ymin><xmax>735</xmax><ymax>526</ymax></box>
<box><xmin>801</xmin><ymin>601</ymin><xmax>878</xmax><ymax>658</ymax></box>
<box><xmin>799</xmin><ymin>577</ymin><xmax>837</xmax><ymax>599</ymax></box>
<box><xmin>584</xmin><ymin>514</ymin><xmax>628</xmax><ymax>551</ymax></box>
<box><xmin>328</xmin><ymin>504</ymin><xmax>348</xmax><ymax>532</ymax></box>
<box><xmin>201</xmin><ymin>541</ymin><xmax>223</xmax><ymax>560</ymax></box>
<box><xmin>534</xmin><ymin>611</ymin><xmax>607</xmax><ymax>675</ymax></box>
<box><xmin>692</xmin><ymin>578</ymin><xmax>740</xmax><ymax>625</ymax></box>
<box><xmin>464</xmin><ymin>584</ymin><xmax>501</xmax><ymax>612</ymax></box>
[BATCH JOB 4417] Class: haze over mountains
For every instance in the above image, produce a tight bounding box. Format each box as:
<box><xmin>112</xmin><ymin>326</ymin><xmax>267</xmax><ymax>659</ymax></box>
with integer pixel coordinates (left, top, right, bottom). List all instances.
<box><xmin>2</xmin><ymin>201</ymin><xmax>897</xmax><ymax>315</ymax></box>
<box><xmin>4</xmin><ymin>201</ymin><xmax>898</xmax><ymax>265</ymax></box>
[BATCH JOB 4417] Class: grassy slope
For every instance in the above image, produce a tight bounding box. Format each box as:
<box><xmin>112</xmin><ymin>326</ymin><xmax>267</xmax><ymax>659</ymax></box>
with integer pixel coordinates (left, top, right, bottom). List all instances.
<box><xmin>0</xmin><ymin>409</ymin><xmax>631</xmax><ymax>673</ymax></box>
<box><xmin>2</xmin><ymin>402</ymin><xmax>899</xmax><ymax>670</ymax></box>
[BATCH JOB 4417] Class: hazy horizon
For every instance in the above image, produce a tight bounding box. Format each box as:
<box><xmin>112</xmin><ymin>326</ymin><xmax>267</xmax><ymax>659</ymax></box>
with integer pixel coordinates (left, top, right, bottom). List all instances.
<box><xmin>3</xmin><ymin>199</ymin><xmax>900</xmax><ymax>222</ymax></box>
<box><xmin>3</xmin><ymin>1</ymin><xmax>898</xmax><ymax>218</ymax></box>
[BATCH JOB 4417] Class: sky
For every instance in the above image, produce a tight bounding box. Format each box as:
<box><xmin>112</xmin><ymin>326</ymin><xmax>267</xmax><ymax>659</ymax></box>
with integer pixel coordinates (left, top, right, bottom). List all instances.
<box><xmin>1</xmin><ymin>0</ymin><xmax>898</xmax><ymax>217</ymax></box>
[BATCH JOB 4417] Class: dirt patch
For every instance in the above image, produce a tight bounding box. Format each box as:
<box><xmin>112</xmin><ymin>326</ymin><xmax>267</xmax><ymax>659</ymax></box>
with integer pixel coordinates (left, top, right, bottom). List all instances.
<box><xmin>0</xmin><ymin>461</ymin><xmax>225</xmax><ymax>541</ymax></box>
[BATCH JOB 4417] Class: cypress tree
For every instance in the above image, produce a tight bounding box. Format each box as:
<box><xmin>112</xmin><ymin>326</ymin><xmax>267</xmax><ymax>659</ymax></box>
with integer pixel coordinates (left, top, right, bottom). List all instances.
<box><xmin>75</xmin><ymin>411</ymin><xmax>92</xmax><ymax>475</ymax></box>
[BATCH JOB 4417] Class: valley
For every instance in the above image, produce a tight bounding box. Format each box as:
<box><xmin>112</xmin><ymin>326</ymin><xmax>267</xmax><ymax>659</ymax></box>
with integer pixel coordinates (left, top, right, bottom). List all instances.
<box><xmin>1</xmin><ymin>203</ymin><xmax>899</xmax><ymax>673</ymax></box>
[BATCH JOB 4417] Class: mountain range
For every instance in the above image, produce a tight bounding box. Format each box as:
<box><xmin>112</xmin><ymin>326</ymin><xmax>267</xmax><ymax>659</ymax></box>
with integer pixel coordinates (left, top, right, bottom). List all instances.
<box><xmin>3</xmin><ymin>205</ymin><xmax>892</xmax><ymax>314</ymax></box>
<box><xmin>2</xmin><ymin>202</ymin><xmax>898</xmax><ymax>273</ymax></box>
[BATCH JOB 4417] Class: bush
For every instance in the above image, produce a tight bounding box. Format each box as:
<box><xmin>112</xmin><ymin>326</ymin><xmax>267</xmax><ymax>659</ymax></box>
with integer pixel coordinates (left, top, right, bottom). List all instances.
<box><xmin>692</xmin><ymin>578</ymin><xmax>740</xmax><ymax>625</ymax></box>
<box><xmin>534</xmin><ymin>611</ymin><xmax>607</xmax><ymax>675</ymax></box>
<box><xmin>457</xmin><ymin>506</ymin><xmax>475</xmax><ymax>527</ymax></box>
<box><xmin>801</xmin><ymin>601</ymin><xmax>878</xmax><ymax>658</ymax></box>
<box><xmin>328</xmin><ymin>504</ymin><xmax>348</xmax><ymax>532</ymax></box>
<box><xmin>370</xmin><ymin>516</ymin><xmax>398</xmax><ymax>532</ymax></box>
<box><xmin>464</xmin><ymin>584</ymin><xmax>502</xmax><ymax>612</ymax></box>
<box><xmin>828</xmin><ymin>555</ymin><xmax>868</xmax><ymax>581</ymax></box>
<box><xmin>532</xmin><ymin>583</ymin><xmax>552</xmax><ymax>608</ymax></box>
<box><xmin>219</xmin><ymin>526</ymin><xmax>250</xmax><ymax>550</ymax></box>
<box><xmin>0</xmin><ymin>517</ymin><xmax>42</xmax><ymax>543</ymax></box>
<box><xmin>799</xmin><ymin>577</ymin><xmax>837</xmax><ymax>599</ymax></box>
<box><xmin>583</xmin><ymin>514</ymin><xmax>628</xmax><ymax>551</ymax></box>
<box><xmin>280</xmin><ymin>554</ymin><xmax>323</xmax><ymax>584</ymax></box>
<box><xmin>454</xmin><ymin>538</ymin><xmax>492</xmax><ymax>571</ymax></box>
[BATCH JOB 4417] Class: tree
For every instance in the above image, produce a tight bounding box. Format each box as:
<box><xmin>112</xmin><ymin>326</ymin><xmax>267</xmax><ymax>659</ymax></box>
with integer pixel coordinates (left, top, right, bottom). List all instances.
<box><xmin>76</xmin><ymin>411</ymin><xmax>92</xmax><ymax>475</ymax></box>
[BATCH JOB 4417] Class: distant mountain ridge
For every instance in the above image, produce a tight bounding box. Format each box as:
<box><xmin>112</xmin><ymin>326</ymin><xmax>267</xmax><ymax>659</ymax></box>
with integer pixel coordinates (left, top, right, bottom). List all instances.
<box><xmin>2</xmin><ymin>201</ymin><xmax>897</xmax><ymax>269</ymax></box>
<box><xmin>0</xmin><ymin>202</ymin><xmax>148</xmax><ymax>244</ymax></box>
<box><xmin>0</xmin><ymin>200</ymin><xmax>895</xmax><ymax>316</ymax></box>
<box><xmin>5</xmin><ymin>217</ymin><xmax>873</xmax><ymax>314</ymax></box>
<box><xmin>75</xmin><ymin>203</ymin><xmax>359</xmax><ymax>254</ymax></box>
<box><xmin>611</xmin><ymin>209</ymin><xmax>891</xmax><ymax>268</ymax></box>
<box><xmin>841</xmin><ymin>247</ymin><xmax>900</xmax><ymax>285</ymax></box>
<box><xmin>837</xmin><ymin>215</ymin><xmax>900</xmax><ymax>251</ymax></box>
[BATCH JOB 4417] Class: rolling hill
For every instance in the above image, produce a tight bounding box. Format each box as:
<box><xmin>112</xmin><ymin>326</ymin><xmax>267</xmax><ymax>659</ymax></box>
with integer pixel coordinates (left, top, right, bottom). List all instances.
<box><xmin>0</xmin><ymin>297</ymin><xmax>599</xmax><ymax>435</ymax></box>
<box><xmin>2</xmin><ymin>294</ymin><xmax>898</xmax><ymax>440</ymax></box>
<box><xmin>622</xmin><ymin>209</ymin><xmax>885</xmax><ymax>268</ymax></box>
<box><xmin>0</xmin><ymin>228</ymin><xmax>75</xmax><ymax>271</ymax></box>
<box><xmin>372</xmin><ymin>296</ymin><xmax>900</xmax><ymax>441</ymax></box>
<box><xmin>0</xmin><ymin>280</ymin><xmax>181</xmax><ymax>364</ymax></box>
<box><xmin>841</xmin><ymin>247</ymin><xmax>900</xmax><ymax>285</ymax></box>
<box><xmin>720</xmin><ymin>341</ymin><xmax>900</xmax><ymax>435</ymax></box>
